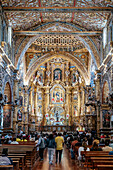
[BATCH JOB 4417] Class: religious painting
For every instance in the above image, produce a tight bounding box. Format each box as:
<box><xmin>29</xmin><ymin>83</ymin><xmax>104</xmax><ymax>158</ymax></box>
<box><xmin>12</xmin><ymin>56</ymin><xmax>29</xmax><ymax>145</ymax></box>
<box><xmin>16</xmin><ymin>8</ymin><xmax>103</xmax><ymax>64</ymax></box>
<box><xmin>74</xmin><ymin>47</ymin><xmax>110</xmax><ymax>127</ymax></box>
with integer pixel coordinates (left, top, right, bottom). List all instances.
<box><xmin>58</xmin><ymin>127</ymin><xmax>61</xmax><ymax>131</ymax></box>
<box><xmin>17</xmin><ymin>109</ymin><xmax>22</xmax><ymax>122</ymax></box>
<box><xmin>50</xmin><ymin>85</ymin><xmax>65</xmax><ymax>104</ymax></box>
<box><xmin>52</xmin><ymin>89</ymin><xmax>63</xmax><ymax>103</ymax></box>
<box><xmin>102</xmin><ymin>110</ymin><xmax>110</xmax><ymax>128</ymax></box>
<box><xmin>54</xmin><ymin>68</ymin><xmax>62</xmax><ymax>81</ymax></box>
<box><xmin>53</xmin><ymin>127</ymin><xmax>56</xmax><ymax>131</ymax></box>
<box><xmin>3</xmin><ymin>109</ymin><xmax>11</xmax><ymax>128</ymax></box>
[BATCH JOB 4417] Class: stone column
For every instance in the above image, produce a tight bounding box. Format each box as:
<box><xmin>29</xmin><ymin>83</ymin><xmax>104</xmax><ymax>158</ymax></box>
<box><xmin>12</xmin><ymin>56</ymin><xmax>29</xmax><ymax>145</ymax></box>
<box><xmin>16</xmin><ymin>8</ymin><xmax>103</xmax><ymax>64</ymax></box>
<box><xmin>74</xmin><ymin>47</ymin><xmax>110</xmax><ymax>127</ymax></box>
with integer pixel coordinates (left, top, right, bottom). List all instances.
<box><xmin>13</xmin><ymin>70</ymin><xmax>19</xmax><ymax>134</ymax></box>
<box><xmin>111</xmin><ymin>13</ymin><xmax>113</xmax><ymax>41</ymax></box>
<box><xmin>0</xmin><ymin>64</ymin><xmax>3</xmax><ymax>128</ymax></box>
<box><xmin>111</xmin><ymin>58</ymin><xmax>113</xmax><ymax>94</ymax></box>
<box><xmin>23</xmin><ymin>86</ymin><xmax>28</xmax><ymax>134</ymax></box>
<box><xmin>95</xmin><ymin>70</ymin><xmax>101</xmax><ymax>136</ymax></box>
<box><xmin>0</xmin><ymin>12</ymin><xmax>3</xmax><ymax>44</ymax></box>
<box><xmin>8</xmin><ymin>23</ymin><xmax>12</xmax><ymax>47</ymax></box>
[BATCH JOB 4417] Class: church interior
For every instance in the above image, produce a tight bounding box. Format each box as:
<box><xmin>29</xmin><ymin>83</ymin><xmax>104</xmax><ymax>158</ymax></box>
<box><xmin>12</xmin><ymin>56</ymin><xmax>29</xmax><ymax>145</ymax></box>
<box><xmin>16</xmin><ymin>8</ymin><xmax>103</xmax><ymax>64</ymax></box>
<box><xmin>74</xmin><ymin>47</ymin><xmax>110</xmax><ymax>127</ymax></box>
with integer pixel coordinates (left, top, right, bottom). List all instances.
<box><xmin>0</xmin><ymin>0</ymin><xmax>113</xmax><ymax>136</ymax></box>
<box><xmin>0</xmin><ymin>1</ymin><xmax>113</xmax><ymax>169</ymax></box>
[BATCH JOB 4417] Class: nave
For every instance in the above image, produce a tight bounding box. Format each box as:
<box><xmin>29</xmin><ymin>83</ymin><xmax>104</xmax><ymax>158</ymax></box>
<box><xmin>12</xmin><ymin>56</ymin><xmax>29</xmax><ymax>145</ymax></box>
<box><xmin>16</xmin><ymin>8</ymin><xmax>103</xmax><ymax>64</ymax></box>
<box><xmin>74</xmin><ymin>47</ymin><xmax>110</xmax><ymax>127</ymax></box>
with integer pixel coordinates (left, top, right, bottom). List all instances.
<box><xmin>33</xmin><ymin>147</ymin><xmax>82</xmax><ymax>170</ymax></box>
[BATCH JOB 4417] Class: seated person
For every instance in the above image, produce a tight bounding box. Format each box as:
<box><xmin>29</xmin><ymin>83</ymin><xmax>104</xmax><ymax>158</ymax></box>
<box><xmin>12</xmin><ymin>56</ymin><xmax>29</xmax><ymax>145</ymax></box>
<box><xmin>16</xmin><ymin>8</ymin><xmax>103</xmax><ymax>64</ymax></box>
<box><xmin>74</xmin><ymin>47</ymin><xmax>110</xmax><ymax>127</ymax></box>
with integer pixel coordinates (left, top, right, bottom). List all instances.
<box><xmin>99</xmin><ymin>139</ymin><xmax>105</xmax><ymax>146</ymax></box>
<box><xmin>70</xmin><ymin>137</ymin><xmax>78</xmax><ymax>159</ymax></box>
<box><xmin>90</xmin><ymin>142</ymin><xmax>102</xmax><ymax>151</ymax></box>
<box><xmin>78</xmin><ymin>140</ymin><xmax>90</xmax><ymax>161</ymax></box>
<box><xmin>102</xmin><ymin>140</ymin><xmax>112</xmax><ymax>151</ymax></box>
<box><xmin>0</xmin><ymin>148</ymin><xmax>13</xmax><ymax>165</ymax></box>
<box><xmin>11</xmin><ymin>138</ymin><xmax>19</xmax><ymax>144</ymax></box>
<box><xmin>92</xmin><ymin>136</ymin><xmax>100</xmax><ymax>145</ymax></box>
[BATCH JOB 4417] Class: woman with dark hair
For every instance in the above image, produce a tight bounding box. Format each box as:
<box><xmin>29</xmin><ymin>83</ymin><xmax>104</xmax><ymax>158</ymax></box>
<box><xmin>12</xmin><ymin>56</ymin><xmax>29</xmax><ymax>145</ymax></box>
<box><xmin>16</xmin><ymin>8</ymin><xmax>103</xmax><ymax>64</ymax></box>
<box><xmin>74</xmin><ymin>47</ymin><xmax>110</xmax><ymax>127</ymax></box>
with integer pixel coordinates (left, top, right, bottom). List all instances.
<box><xmin>90</xmin><ymin>142</ymin><xmax>102</xmax><ymax>151</ymax></box>
<box><xmin>47</xmin><ymin>134</ymin><xmax>56</xmax><ymax>165</ymax></box>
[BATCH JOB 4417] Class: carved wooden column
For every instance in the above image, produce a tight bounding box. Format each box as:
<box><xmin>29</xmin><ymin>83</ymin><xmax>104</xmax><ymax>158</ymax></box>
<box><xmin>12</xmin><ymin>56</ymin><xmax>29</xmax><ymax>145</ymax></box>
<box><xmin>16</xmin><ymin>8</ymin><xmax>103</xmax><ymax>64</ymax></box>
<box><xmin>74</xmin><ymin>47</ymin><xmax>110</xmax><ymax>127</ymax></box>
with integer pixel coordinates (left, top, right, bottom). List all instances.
<box><xmin>65</xmin><ymin>86</ymin><xmax>71</xmax><ymax>125</ymax></box>
<box><xmin>65</xmin><ymin>61</ymin><xmax>70</xmax><ymax>85</ymax></box>
<box><xmin>41</xmin><ymin>88</ymin><xmax>46</xmax><ymax>127</ymax></box>
<box><xmin>29</xmin><ymin>83</ymin><xmax>34</xmax><ymax>132</ymax></box>
<box><xmin>34</xmin><ymin>86</ymin><xmax>38</xmax><ymax>131</ymax></box>
<box><xmin>46</xmin><ymin>62</ymin><xmax>51</xmax><ymax>85</ymax></box>
<box><xmin>95</xmin><ymin>70</ymin><xmax>101</xmax><ymax>136</ymax></box>
<box><xmin>78</xmin><ymin>87</ymin><xmax>81</xmax><ymax>118</ymax></box>
<box><xmin>51</xmin><ymin>63</ymin><xmax>54</xmax><ymax>82</ymax></box>
<box><xmin>45</xmin><ymin>87</ymin><xmax>50</xmax><ymax>113</ymax></box>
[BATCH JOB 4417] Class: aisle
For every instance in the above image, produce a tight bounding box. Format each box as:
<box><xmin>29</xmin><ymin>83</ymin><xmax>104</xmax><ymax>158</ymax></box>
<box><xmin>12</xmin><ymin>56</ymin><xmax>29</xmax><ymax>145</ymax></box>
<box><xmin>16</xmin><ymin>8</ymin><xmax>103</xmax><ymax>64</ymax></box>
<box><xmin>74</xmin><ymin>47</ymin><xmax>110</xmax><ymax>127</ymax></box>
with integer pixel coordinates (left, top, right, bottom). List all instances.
<box><xmin>33</xmin><ymin>147</ymin><xmax>82</xmax><ymax>170</ymax></box>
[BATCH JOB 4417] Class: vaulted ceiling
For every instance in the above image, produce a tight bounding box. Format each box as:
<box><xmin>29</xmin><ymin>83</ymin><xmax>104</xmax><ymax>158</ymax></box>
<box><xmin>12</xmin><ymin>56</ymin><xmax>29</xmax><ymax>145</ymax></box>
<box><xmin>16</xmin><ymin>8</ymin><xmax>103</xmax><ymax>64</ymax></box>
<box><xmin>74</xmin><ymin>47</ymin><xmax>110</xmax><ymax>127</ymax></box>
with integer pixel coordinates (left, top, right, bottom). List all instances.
<box><xmin>1</xmin><ymin>0</ymin><xmax>112</xmax><ymax>31</ymax></box>
<box><xmin>1</xmin><ymin>0</ymin><xmax>113</xmax><ymax>84</ymax></box>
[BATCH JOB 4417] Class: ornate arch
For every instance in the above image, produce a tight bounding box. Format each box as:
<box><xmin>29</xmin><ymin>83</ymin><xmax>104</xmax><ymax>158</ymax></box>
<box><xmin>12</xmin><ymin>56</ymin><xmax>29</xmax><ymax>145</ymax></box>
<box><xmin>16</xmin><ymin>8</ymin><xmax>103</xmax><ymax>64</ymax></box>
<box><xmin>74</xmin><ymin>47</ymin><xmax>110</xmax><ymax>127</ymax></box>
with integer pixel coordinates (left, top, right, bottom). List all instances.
<box><xmin>15</xmin><ymin>22</ymin><xmax>100</xmax><ymax>69</ymax></box>
<box><xmin>24</xmin><ymin>52</ymin><xmax>90</xmax><ymax>85</ymax></box>
<box><xmin>2</xmin><ymin>74</ymin><xmax>13</xmax><ymax>103</ymax></box>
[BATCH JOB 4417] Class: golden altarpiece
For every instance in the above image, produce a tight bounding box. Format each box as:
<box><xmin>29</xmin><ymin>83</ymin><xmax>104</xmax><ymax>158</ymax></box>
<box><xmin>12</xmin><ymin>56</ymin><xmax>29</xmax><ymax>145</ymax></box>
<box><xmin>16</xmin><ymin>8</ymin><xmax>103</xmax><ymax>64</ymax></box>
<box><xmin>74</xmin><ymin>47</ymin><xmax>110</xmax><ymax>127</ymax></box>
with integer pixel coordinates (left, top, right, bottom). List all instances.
<box><xmin>26</xmin><ymin>56</ymin><xmax>86</xmax><ymax>132</ymax></box>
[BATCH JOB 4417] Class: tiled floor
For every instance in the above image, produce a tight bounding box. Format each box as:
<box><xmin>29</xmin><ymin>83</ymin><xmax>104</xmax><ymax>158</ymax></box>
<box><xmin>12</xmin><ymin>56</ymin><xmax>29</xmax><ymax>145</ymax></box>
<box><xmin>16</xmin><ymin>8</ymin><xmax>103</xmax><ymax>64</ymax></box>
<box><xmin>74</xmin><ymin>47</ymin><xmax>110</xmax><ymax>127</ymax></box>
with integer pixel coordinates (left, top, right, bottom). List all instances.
<box><xmin>32</xmin><ymin>147</ymin><xmax>83</xmax><ymax>170</ymax></box>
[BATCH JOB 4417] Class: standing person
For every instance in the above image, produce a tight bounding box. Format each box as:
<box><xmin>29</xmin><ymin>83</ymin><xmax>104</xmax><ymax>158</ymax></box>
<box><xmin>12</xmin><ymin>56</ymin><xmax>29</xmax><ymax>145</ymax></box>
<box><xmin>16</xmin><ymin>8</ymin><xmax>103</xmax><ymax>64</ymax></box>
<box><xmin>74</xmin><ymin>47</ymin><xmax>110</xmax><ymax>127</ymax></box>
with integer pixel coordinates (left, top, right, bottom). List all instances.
<box><xmin>47</xmin><ymin>134</ymin><xmax>56</xmax><ymax>165</ymax></box>
<box><xmin>36</xmin><ymin>134</ymin><xmax>45</xmax><ymax>161</ymax></box>
<box><xmin>55</xmin><ymin>133</ymin><xmax>64</xmax><ymax>164</ymax></box>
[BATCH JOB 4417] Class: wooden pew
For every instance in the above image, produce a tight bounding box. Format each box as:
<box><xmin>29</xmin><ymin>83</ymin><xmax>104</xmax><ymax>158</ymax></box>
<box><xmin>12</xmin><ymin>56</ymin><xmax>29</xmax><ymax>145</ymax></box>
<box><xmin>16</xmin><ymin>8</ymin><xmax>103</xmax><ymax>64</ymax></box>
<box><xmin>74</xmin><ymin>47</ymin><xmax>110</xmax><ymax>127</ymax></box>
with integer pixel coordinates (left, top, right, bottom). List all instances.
<box><xmin>0</xmin><ymin>144</ymin><xmax>38</xmax><ymax>169</ymax></box>
<box><xmin>0</xmin><ymin>165</ymin><xmax>13</xmax><ymax>169</ymax></box>
<box><xmin>97</xmin><ymin>165</ymin><xmax>113</xmax><ymax>170</ymax></box>
<box><xmin>81</xmin><ymin>151</ymin><xmax>113</xmax><ymax>169</ymax></box>
<box><xmin>92</xmin><ymin>160</ymin><xmax>113</xmax><ymax>170</ymax></box>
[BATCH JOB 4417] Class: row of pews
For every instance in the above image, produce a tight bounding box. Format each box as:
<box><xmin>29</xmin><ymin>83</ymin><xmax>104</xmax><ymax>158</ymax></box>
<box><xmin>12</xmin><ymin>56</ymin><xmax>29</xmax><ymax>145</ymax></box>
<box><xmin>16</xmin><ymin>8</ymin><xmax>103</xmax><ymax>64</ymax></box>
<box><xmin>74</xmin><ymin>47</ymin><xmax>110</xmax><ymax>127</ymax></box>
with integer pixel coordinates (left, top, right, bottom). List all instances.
<box><xmin>80</xmin><ymin>150</ymin><xmax>113</xmax><ymax>170</ymax></box>
<box><xmin>0</xmin><ymin>141</ymin><xmax>39</xmax><ymax>170</ymax></box>
<box><xmin>71</xmin><ymin>145</ymin><xmax>113</xmax><ymax>170</ymax></box>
